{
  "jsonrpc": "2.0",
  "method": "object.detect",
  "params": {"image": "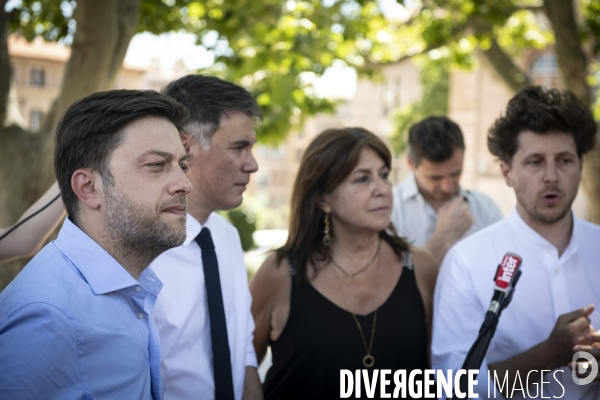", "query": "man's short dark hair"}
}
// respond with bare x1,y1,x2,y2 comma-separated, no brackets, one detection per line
407,116,465,165
54,89,190,223
162,74,262,147
488,86,597,164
